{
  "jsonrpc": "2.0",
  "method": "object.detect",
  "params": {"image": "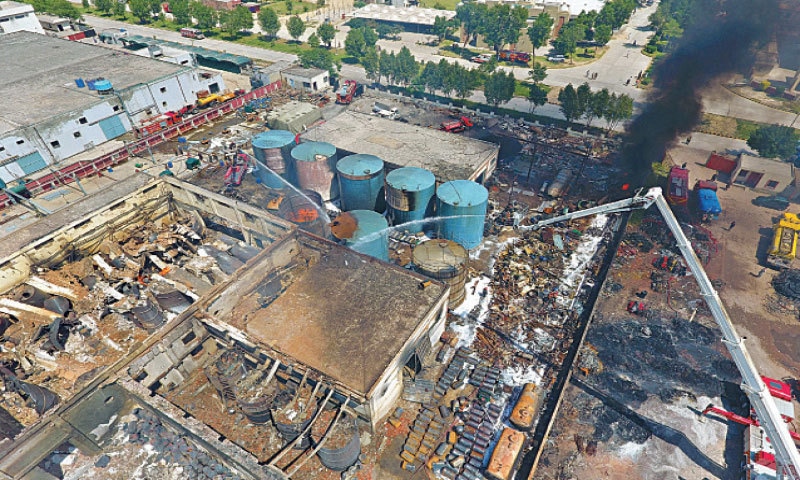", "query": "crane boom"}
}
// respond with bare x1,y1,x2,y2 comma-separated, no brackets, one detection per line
528,186,800,478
